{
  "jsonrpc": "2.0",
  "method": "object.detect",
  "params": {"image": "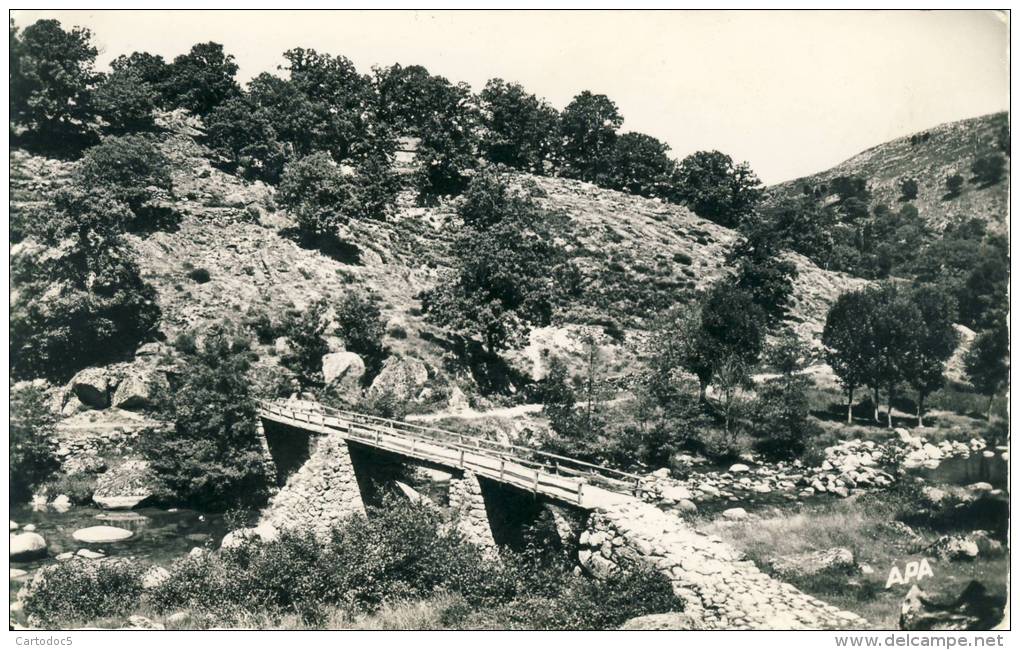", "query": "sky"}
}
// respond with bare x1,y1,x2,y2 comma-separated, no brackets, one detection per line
11,9,1010,184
